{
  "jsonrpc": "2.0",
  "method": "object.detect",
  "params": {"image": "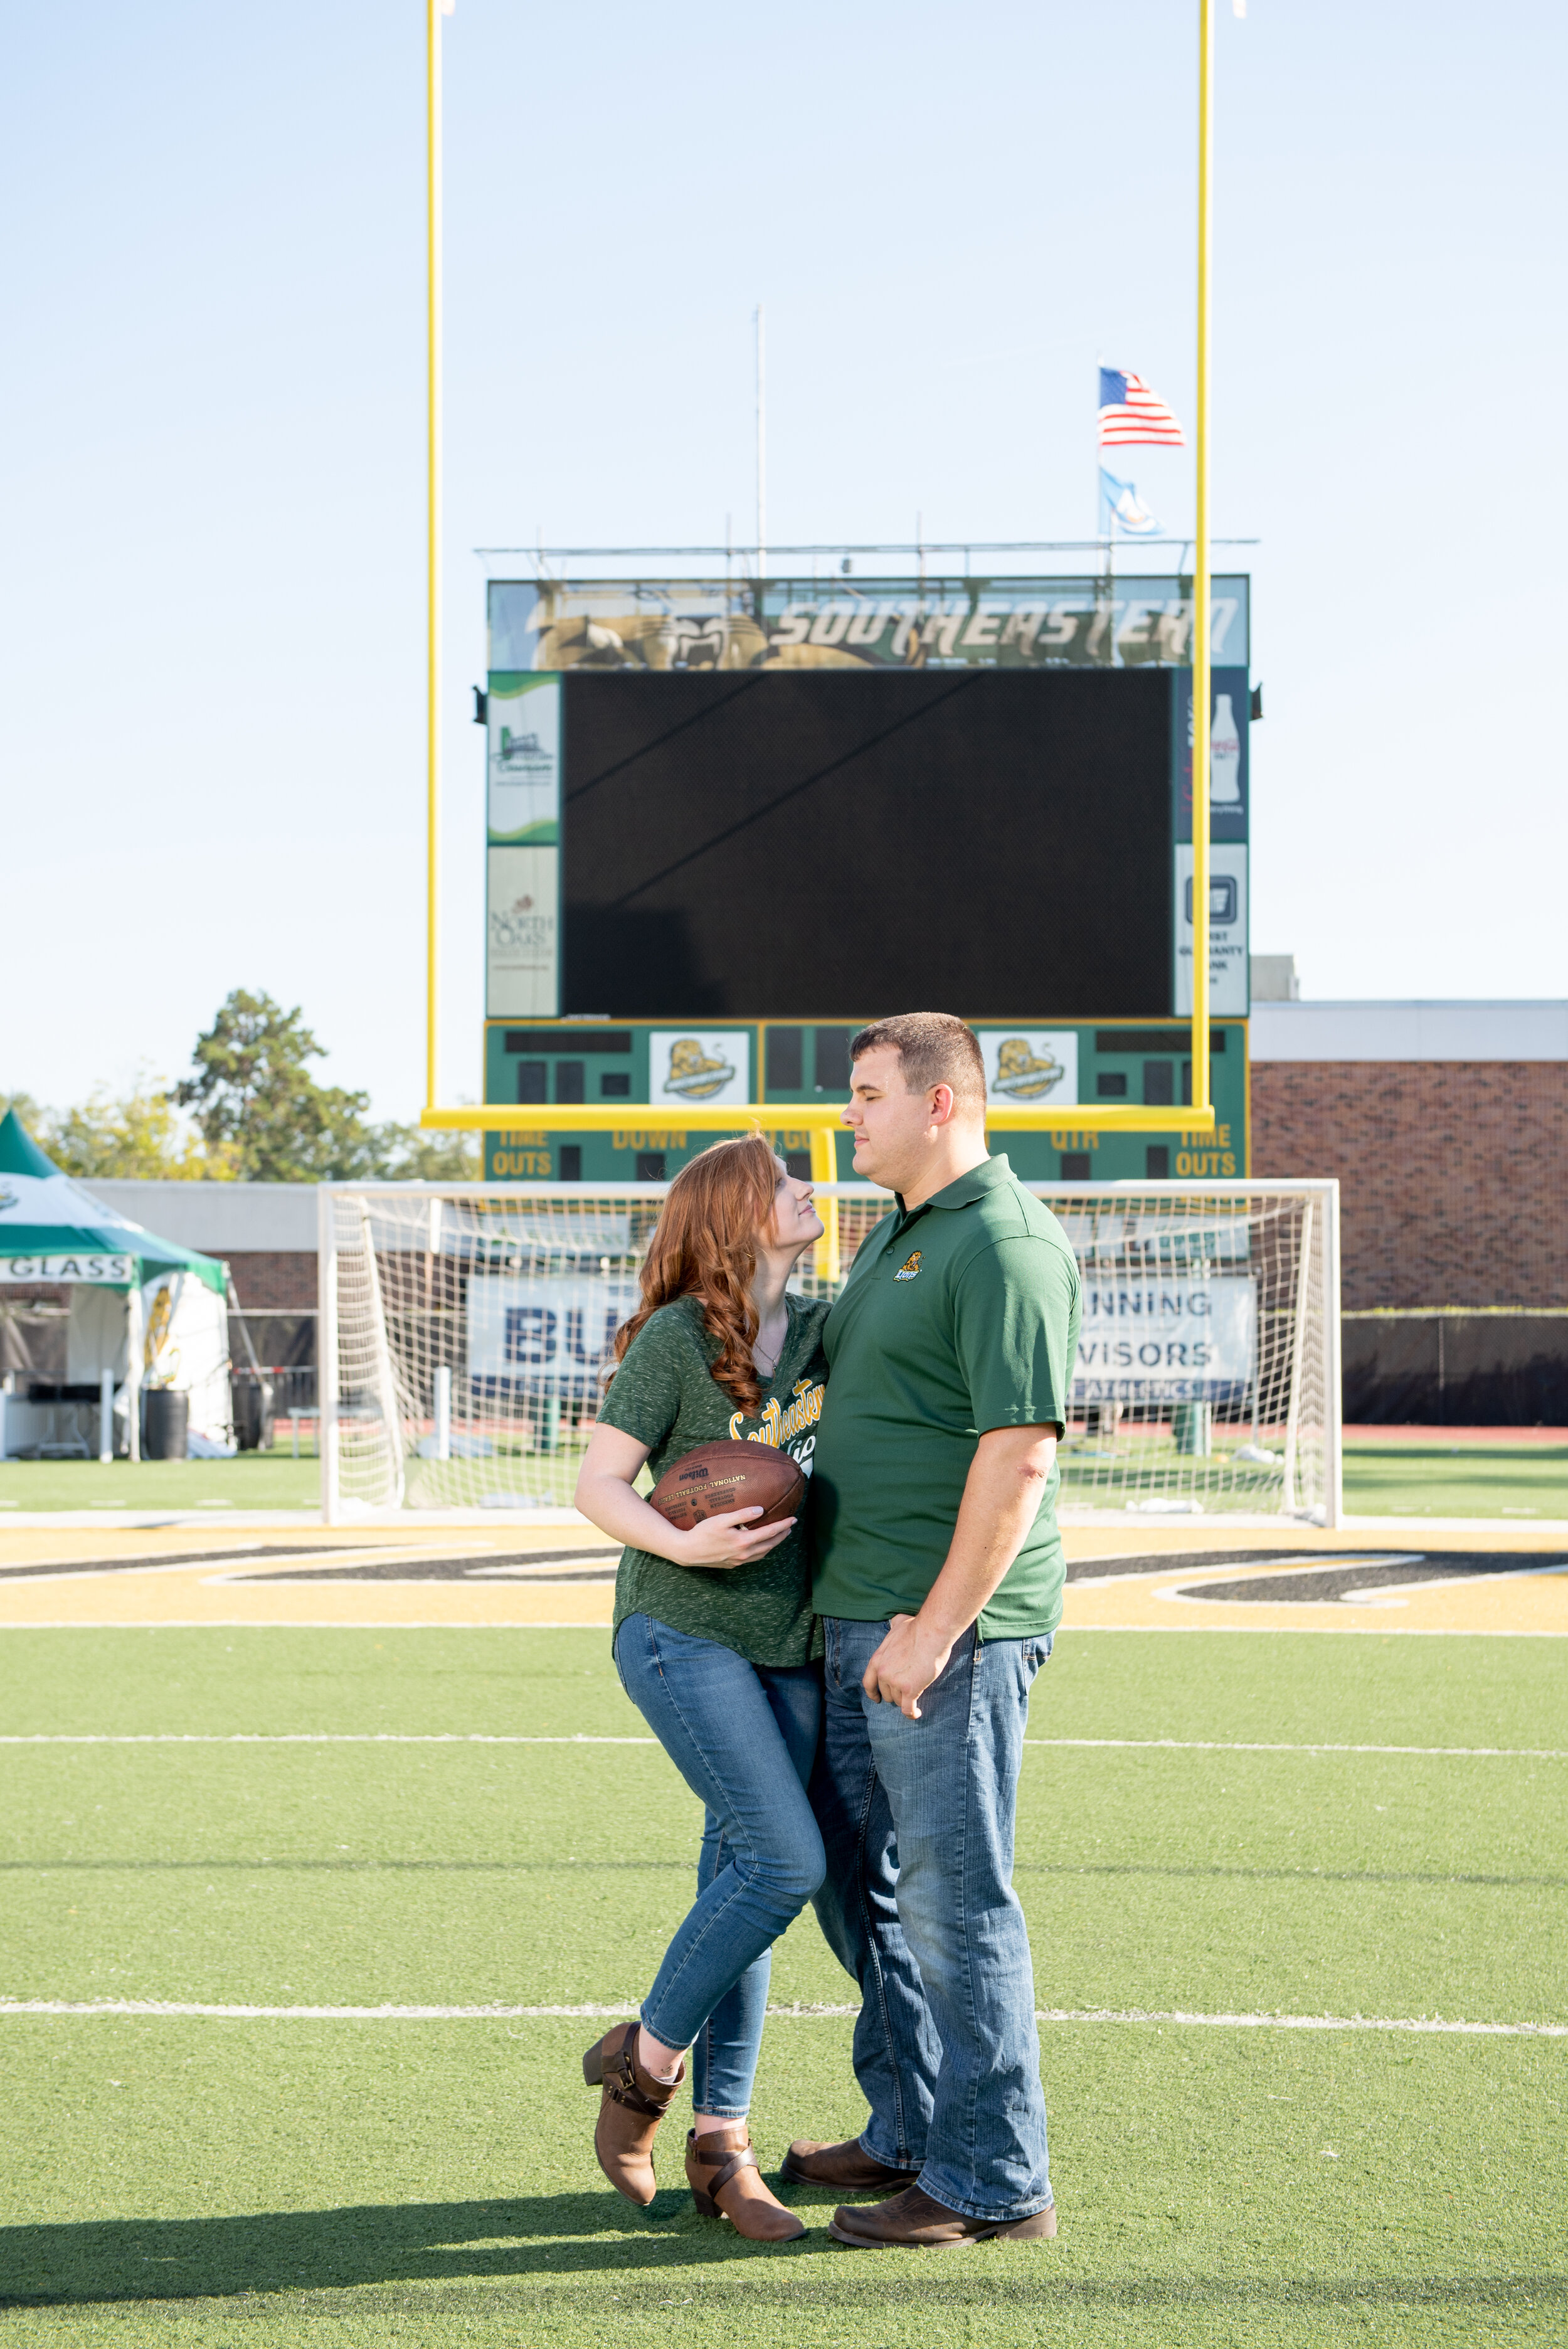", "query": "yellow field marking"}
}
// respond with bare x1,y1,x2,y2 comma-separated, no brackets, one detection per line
0,1525,617,1630
1059,1530,1568,1637
1,1522,1563,1633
